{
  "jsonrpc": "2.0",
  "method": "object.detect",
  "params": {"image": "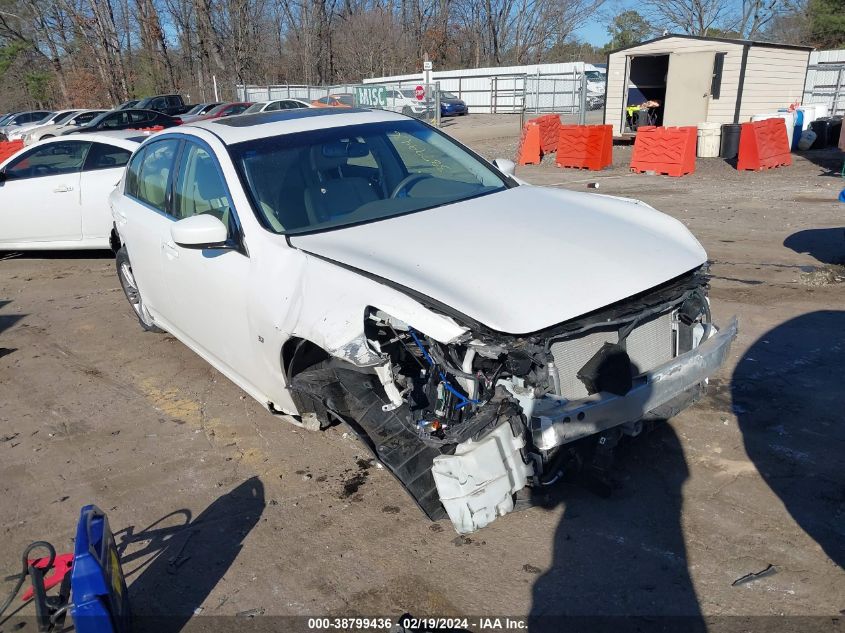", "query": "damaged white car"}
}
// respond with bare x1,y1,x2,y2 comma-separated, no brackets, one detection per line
109,108,737,533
